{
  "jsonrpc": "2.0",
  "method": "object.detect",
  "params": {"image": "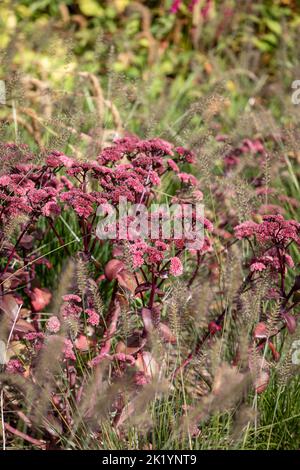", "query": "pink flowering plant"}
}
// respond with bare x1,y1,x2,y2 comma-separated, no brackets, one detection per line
0,137,213,388
0,131,299,447
232,215,300,388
